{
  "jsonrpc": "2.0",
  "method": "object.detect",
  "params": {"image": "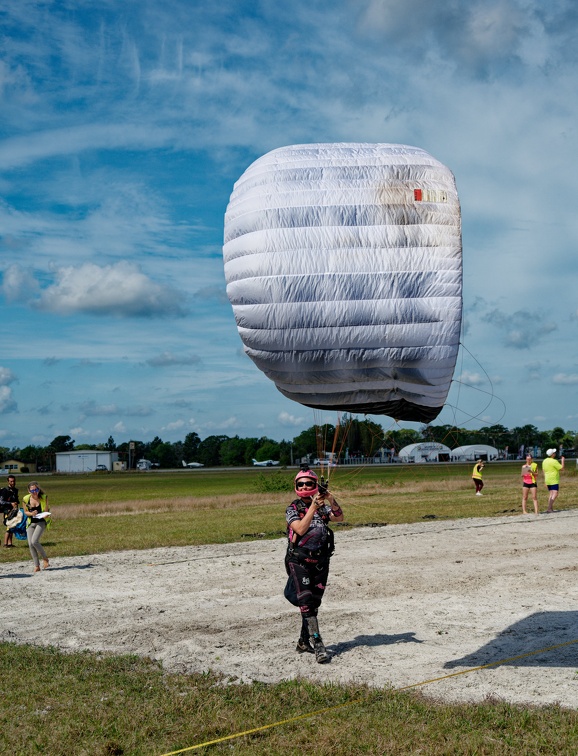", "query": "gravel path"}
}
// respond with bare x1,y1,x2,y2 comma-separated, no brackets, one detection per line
3,510,578,707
